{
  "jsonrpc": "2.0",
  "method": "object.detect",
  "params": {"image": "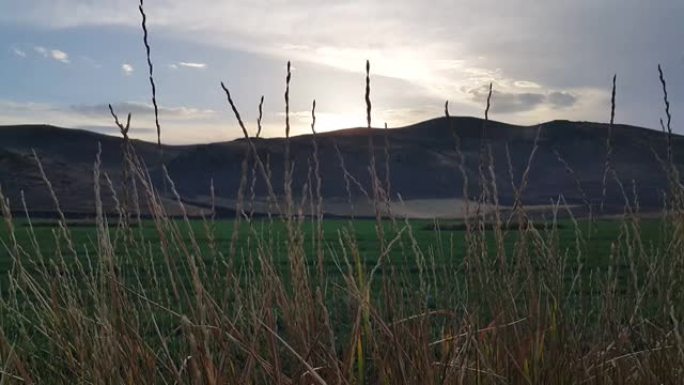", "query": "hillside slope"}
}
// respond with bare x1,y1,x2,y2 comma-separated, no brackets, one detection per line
0,118,681,217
